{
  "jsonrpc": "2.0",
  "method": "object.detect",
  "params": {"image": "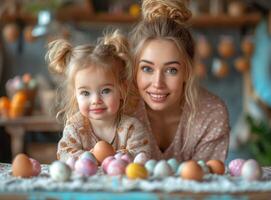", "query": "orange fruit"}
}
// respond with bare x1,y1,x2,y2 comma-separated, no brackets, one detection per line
0,96,11,117
12,91,28,105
